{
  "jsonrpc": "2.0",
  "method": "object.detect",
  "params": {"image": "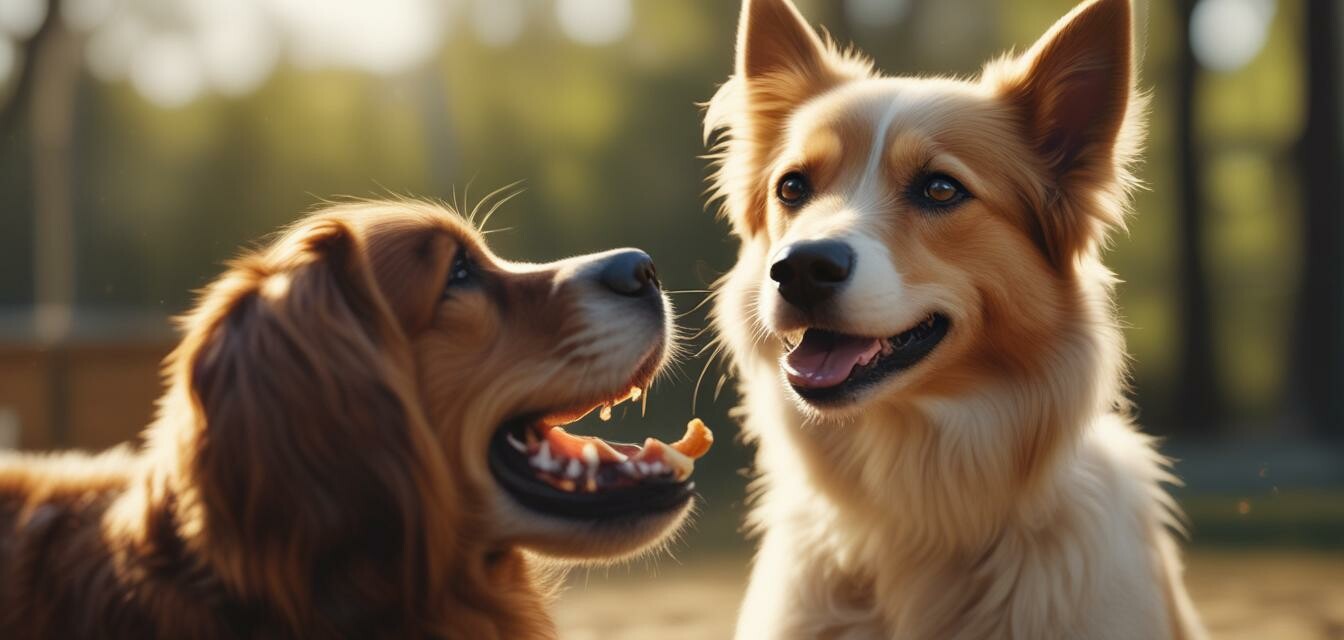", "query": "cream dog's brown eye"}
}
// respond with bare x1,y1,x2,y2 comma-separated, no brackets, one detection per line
776,172,811,207
915,174,970,209
926,178,957,202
